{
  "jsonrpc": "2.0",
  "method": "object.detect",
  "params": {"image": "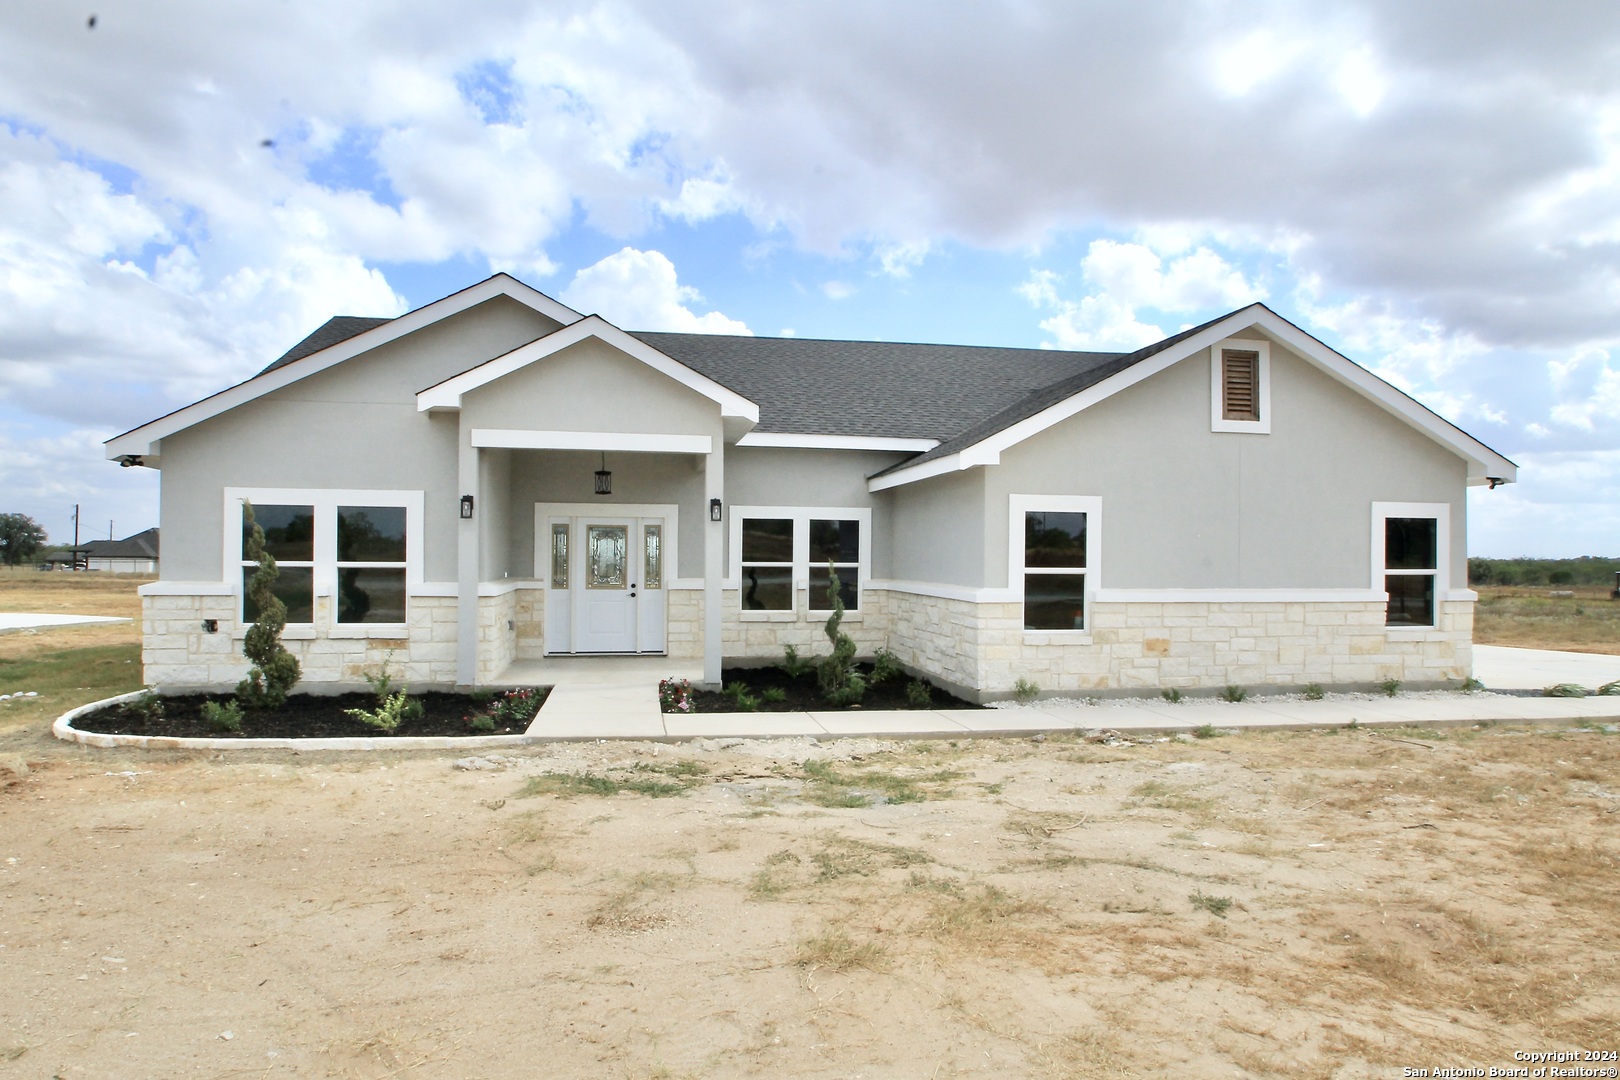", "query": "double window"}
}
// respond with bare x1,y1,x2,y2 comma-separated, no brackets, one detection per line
1010,495,1101,634
732,508,869,614
230,489,421,628
1372,503,1448,630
